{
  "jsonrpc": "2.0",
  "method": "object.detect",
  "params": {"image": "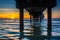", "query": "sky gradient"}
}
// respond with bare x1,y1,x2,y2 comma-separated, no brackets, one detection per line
0,0,60,19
